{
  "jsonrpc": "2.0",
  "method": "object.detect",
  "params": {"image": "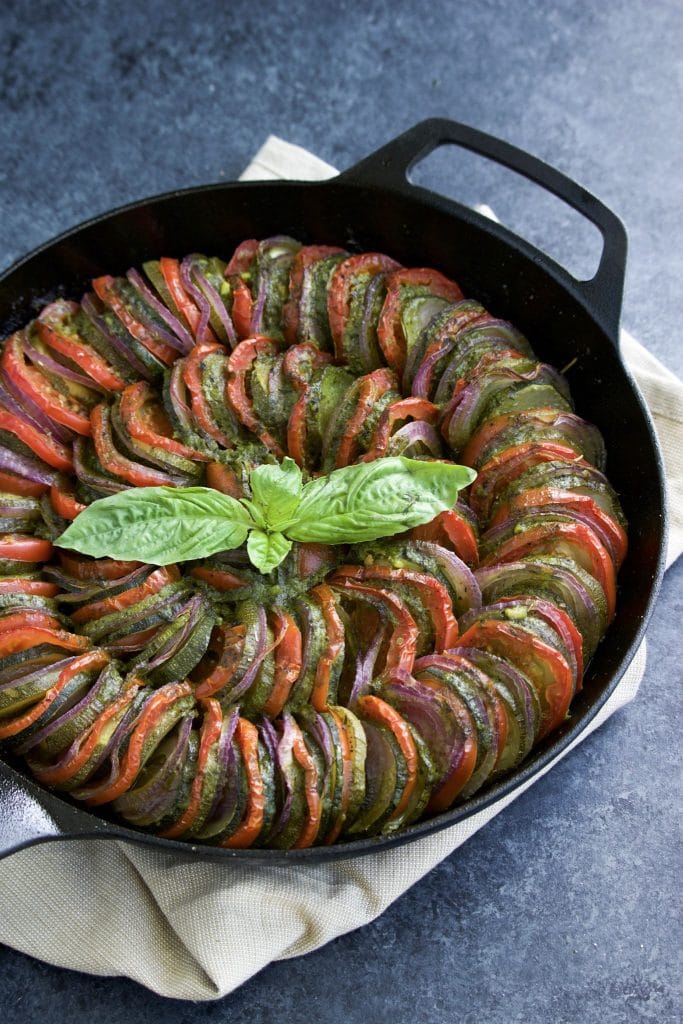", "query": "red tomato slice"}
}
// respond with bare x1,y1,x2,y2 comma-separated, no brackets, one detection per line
377,267,464,374
335,367,397,468
0,534,53,562
0,578,59,597
50,483,86,521
223,717,267,848
357,693,419,823
362,396,439,461
92,276,179,365
161,698,224,839
1,331,92,436
226,337,285,457
0,470,48,498
58,551,142,581
282,245,347,345
262,609,302,717
469,441,585,521
37,301,128,392
310,584,345,711
90,404,180,487
409,508,479,568
158,258,218,346
0,407,74,472
181,345,234,448
327,253,401,361
70,565,180,625
119,381,210,461
205,461,245,497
